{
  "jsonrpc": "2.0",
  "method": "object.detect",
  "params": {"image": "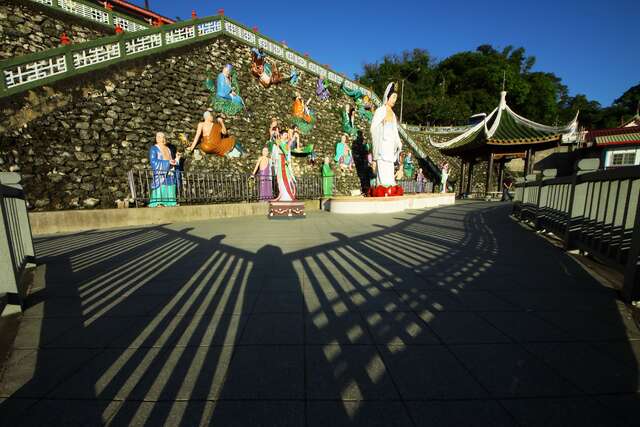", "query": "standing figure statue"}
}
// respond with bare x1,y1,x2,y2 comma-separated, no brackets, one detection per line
440,162,449,193
403,152,415,179
322,156,335,197
252,146,273,201
149,132,179,207
272,130,297,201
369,82,403,196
